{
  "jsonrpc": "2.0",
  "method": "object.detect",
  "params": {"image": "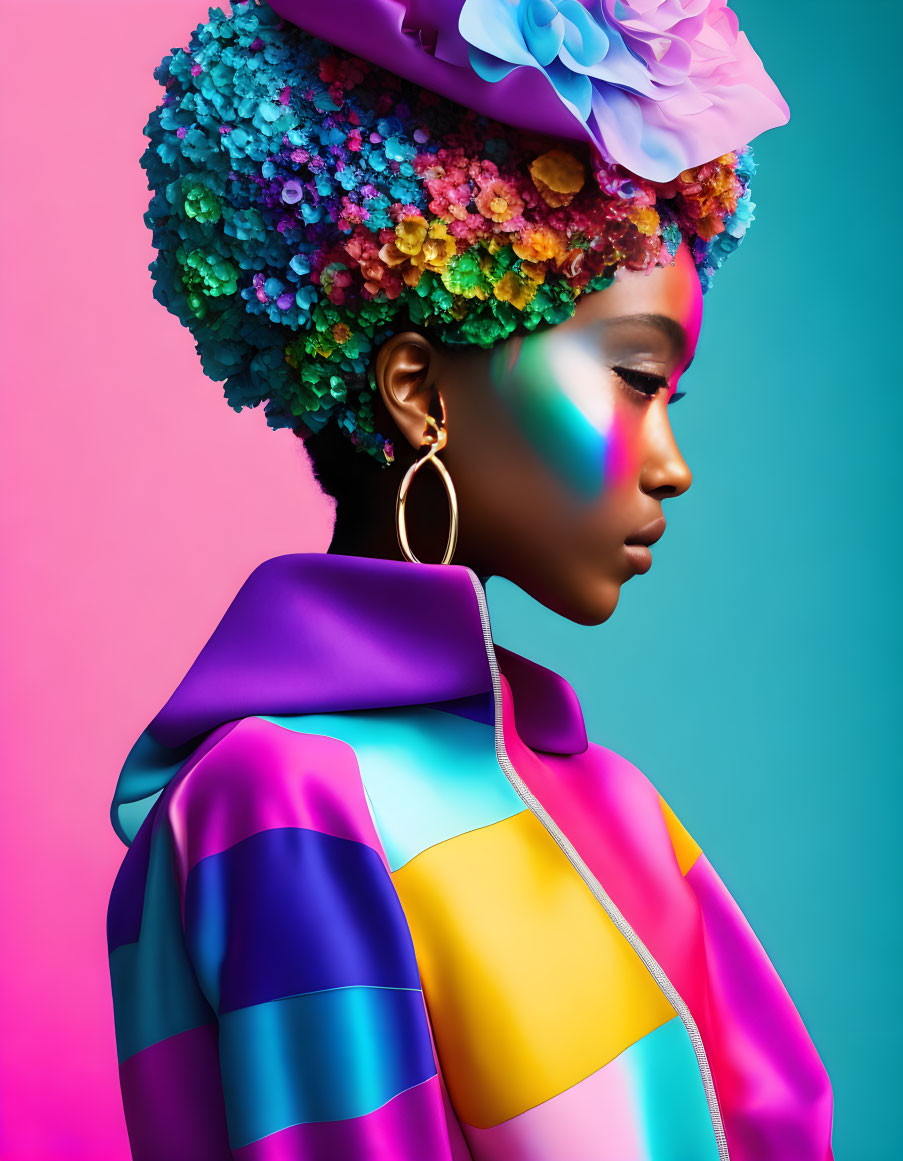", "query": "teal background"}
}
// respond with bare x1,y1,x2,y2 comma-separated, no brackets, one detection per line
488,4,903,1158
